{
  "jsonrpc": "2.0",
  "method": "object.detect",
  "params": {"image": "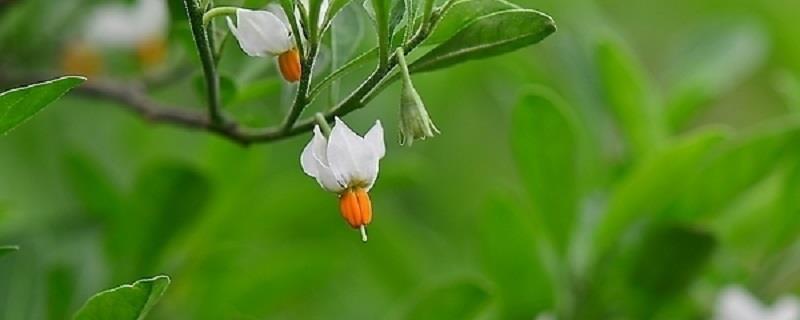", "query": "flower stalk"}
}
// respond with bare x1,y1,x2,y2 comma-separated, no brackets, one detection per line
184,0,225,125
202,6,236,26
